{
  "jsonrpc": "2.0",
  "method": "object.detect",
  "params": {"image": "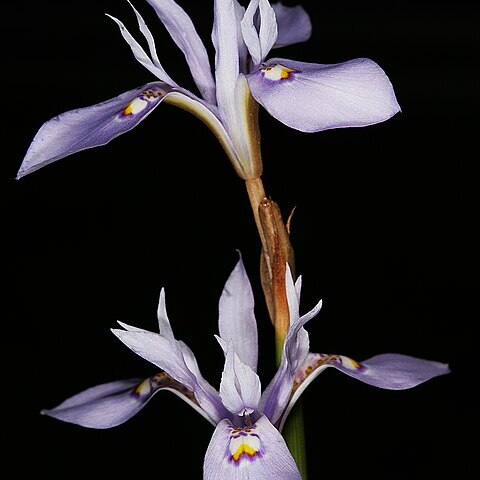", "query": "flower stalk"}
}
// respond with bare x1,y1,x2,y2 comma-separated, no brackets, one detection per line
245,175,307,477
17,2,450,479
